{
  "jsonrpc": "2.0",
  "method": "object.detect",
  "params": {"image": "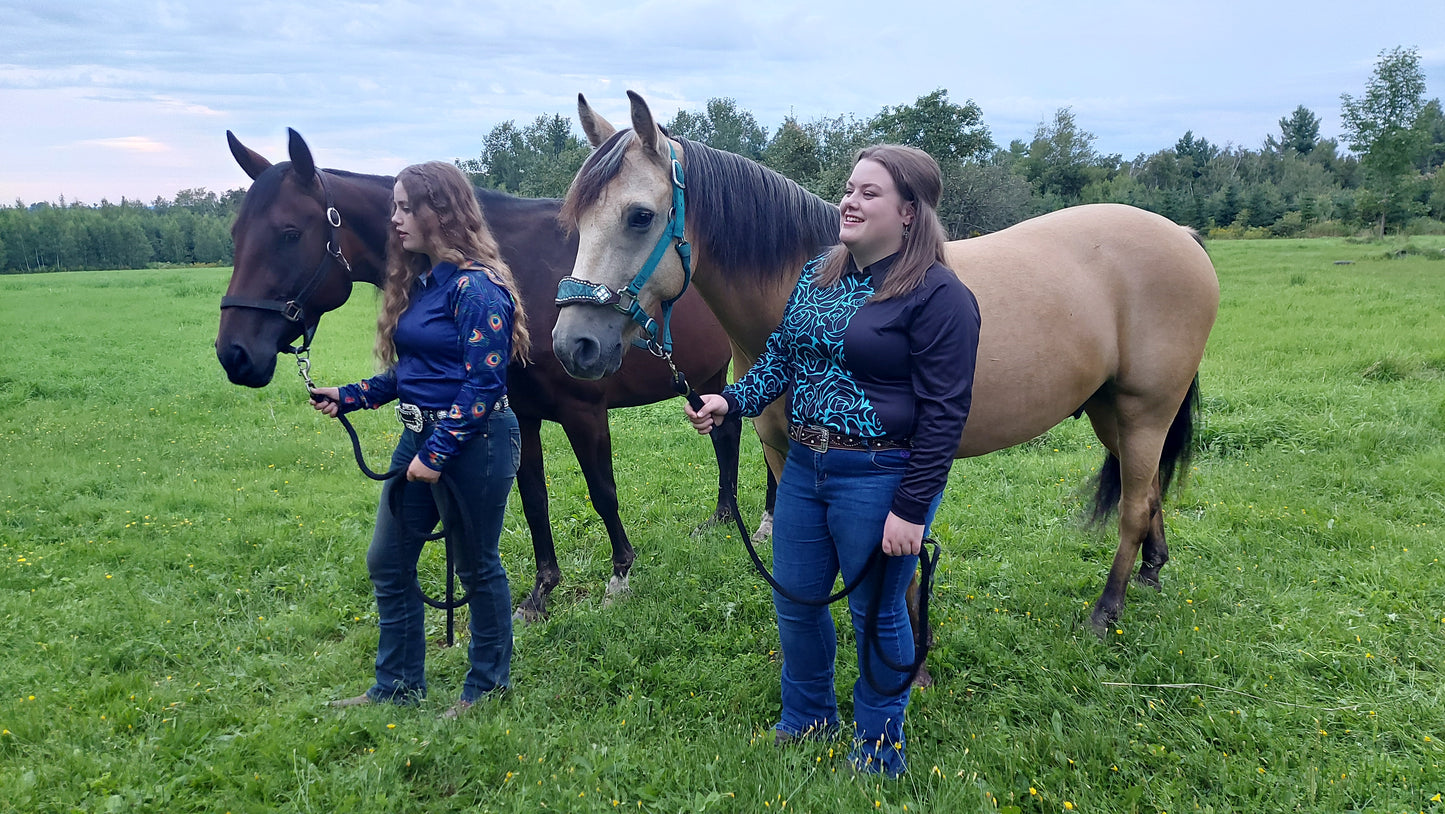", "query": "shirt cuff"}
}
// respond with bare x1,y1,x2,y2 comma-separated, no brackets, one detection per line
889,493,930,526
